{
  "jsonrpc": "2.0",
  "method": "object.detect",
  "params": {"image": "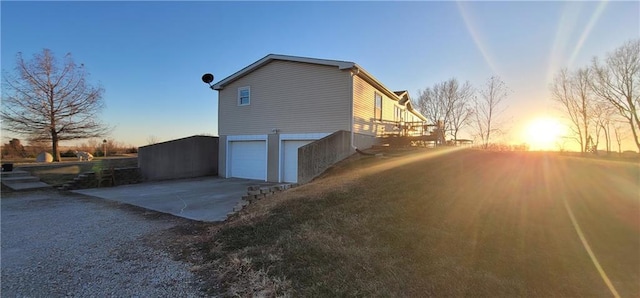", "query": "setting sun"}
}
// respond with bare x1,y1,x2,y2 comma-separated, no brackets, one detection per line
525,117,566,151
